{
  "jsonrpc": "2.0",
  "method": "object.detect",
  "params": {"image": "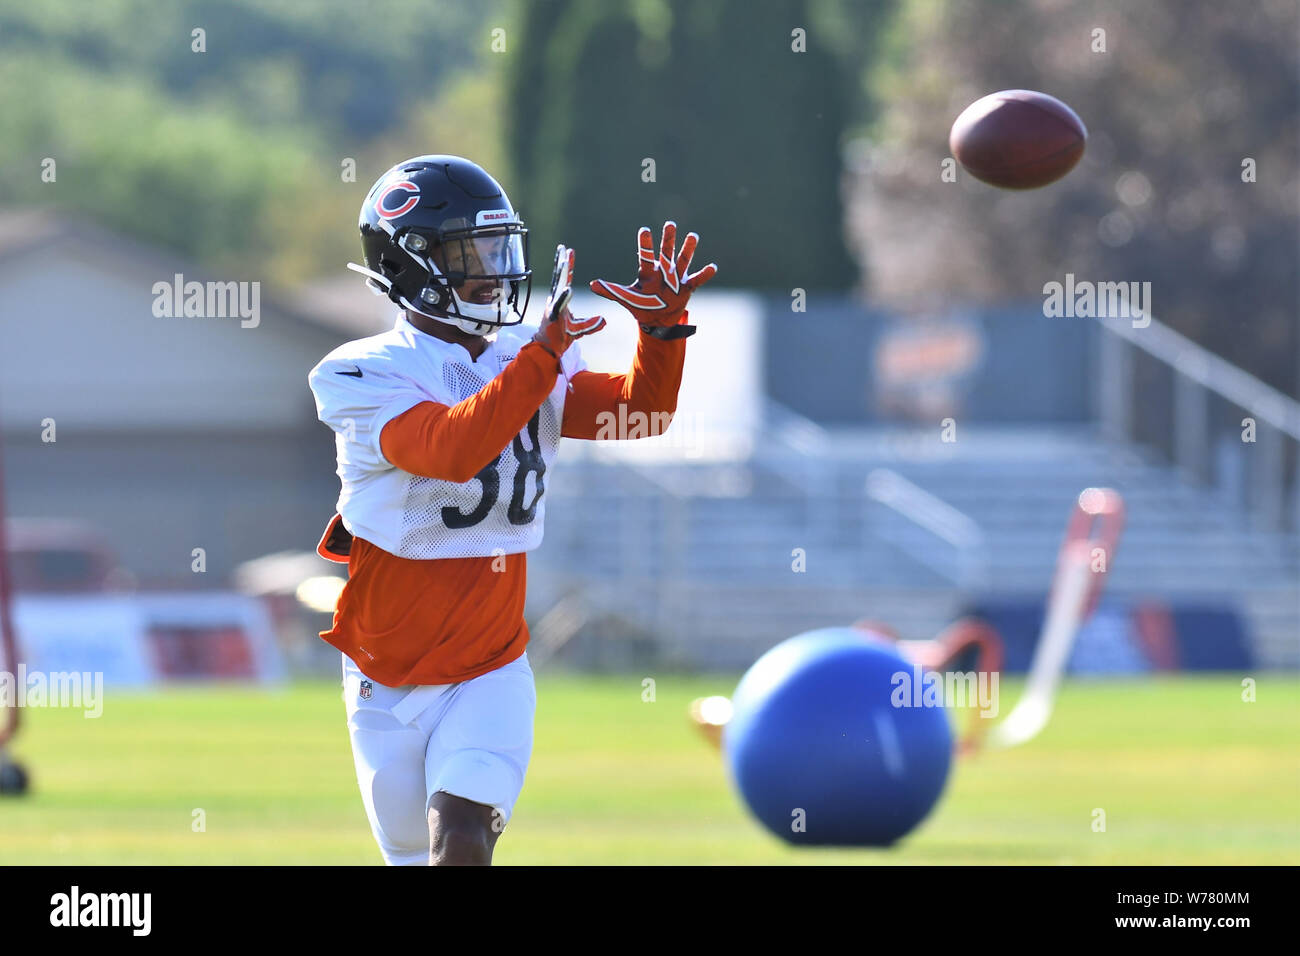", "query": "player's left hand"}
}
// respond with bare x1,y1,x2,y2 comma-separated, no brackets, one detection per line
590,221,718,339
533,244,605,359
